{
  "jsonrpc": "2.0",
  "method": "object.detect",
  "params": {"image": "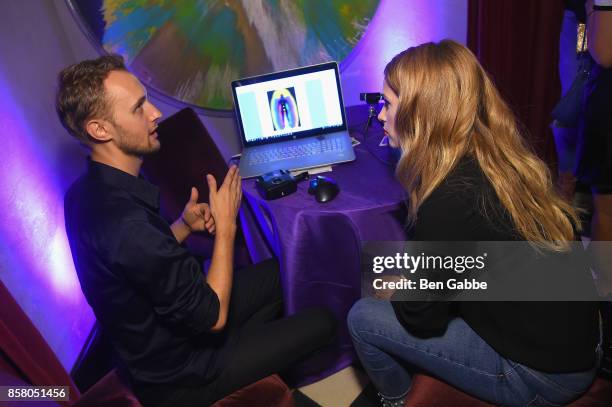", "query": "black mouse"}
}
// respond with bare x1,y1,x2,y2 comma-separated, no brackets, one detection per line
308,176,339,203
